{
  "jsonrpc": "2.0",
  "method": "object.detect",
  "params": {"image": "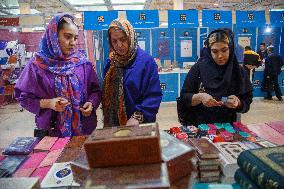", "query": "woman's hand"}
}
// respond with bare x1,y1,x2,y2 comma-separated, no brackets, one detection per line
224,95,241,109
199,93,223,107
40,97,69,112
126,117,139,126
80,102,93,117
